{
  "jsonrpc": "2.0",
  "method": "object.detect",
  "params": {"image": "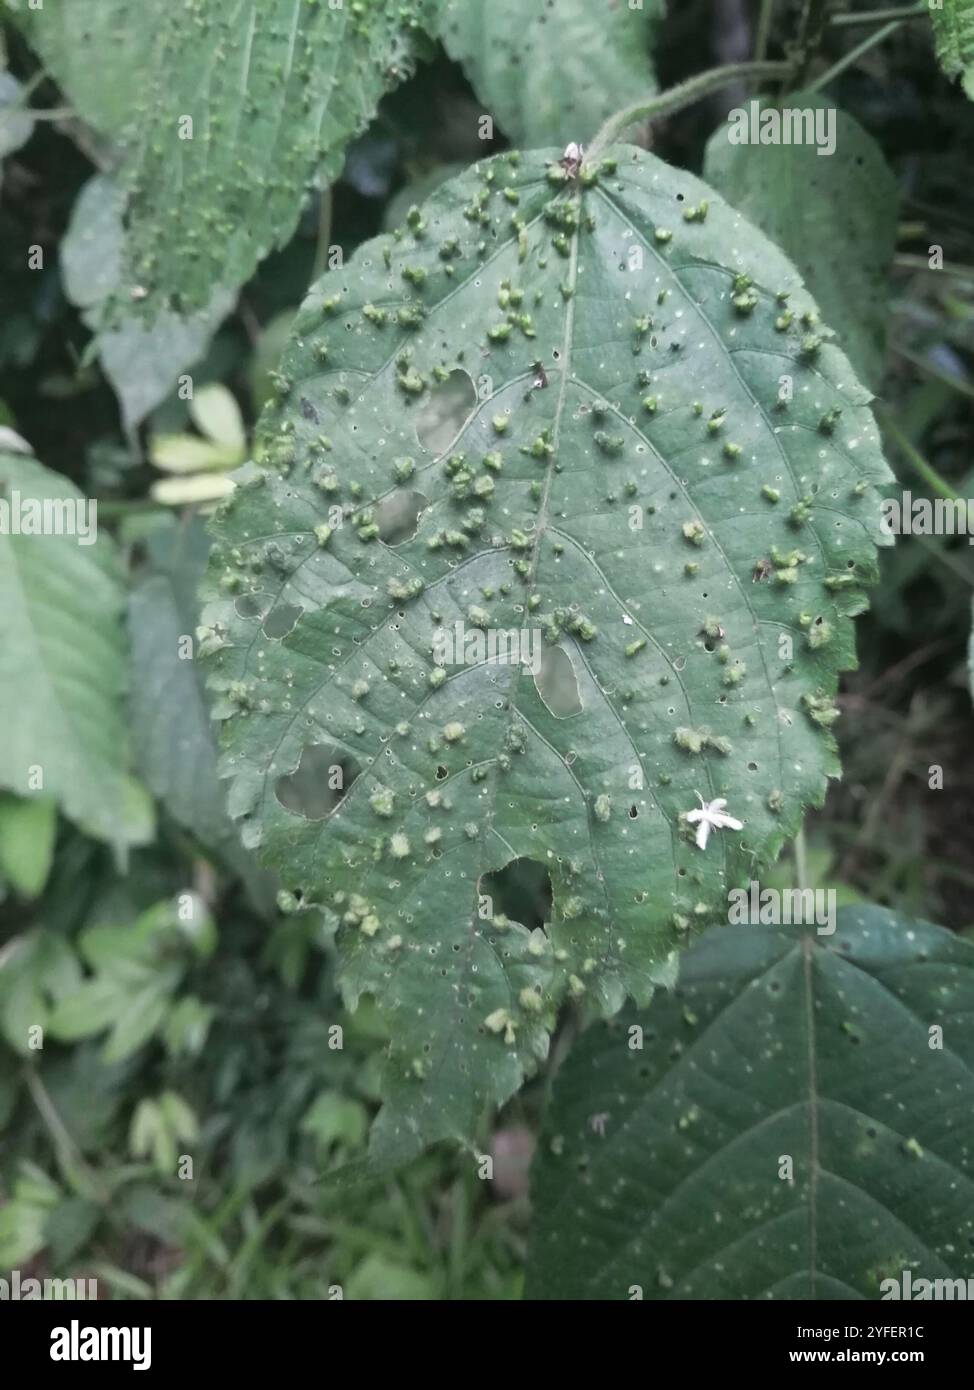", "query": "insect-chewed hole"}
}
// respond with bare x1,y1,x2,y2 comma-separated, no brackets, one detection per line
235,592,266,620
480,857,552,932
375,488,429,544
275,743,362,821
534,643,582,718
415,368,477,454
262,603,303,639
